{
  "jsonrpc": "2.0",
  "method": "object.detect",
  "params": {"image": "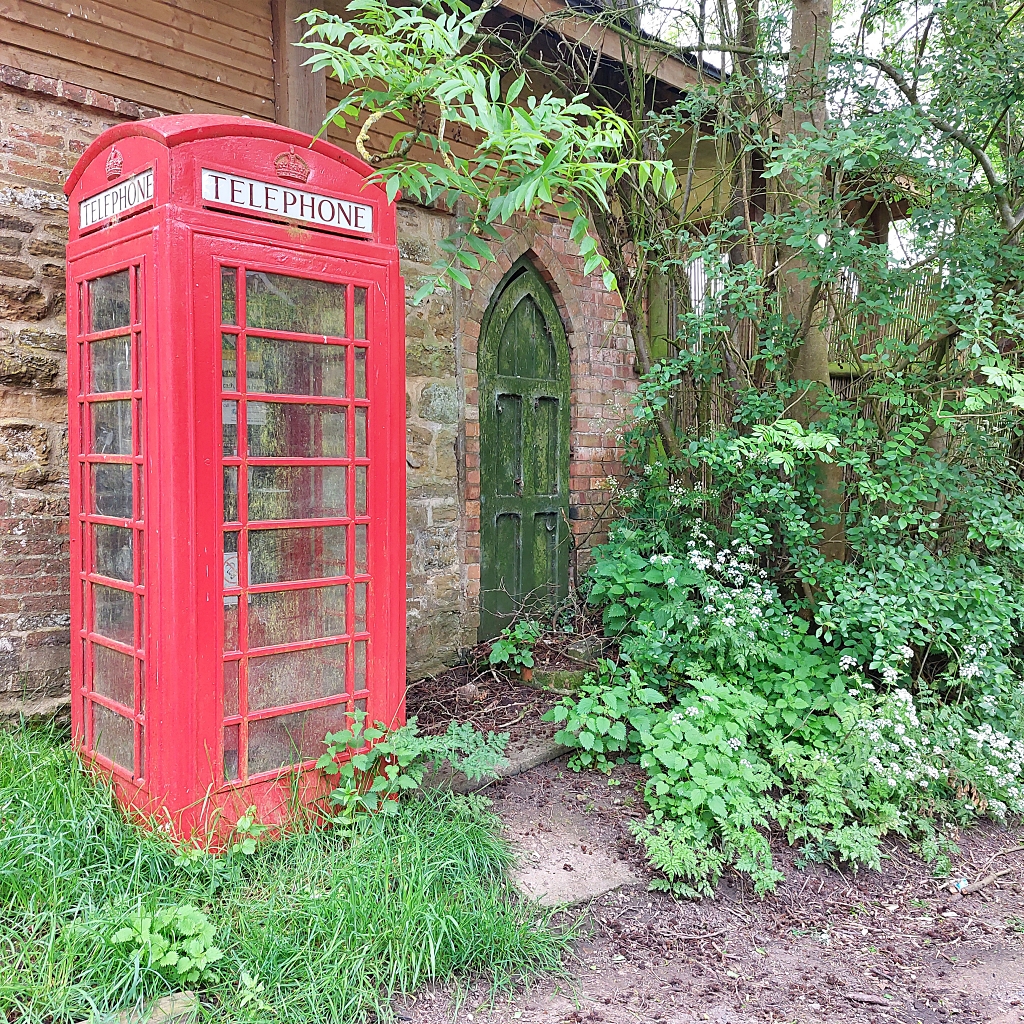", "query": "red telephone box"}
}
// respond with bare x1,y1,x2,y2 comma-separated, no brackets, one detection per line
64,116,405,837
